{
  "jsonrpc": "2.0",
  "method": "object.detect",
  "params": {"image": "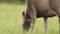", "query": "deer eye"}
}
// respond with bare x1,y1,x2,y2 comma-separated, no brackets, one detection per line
26,13,31,19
